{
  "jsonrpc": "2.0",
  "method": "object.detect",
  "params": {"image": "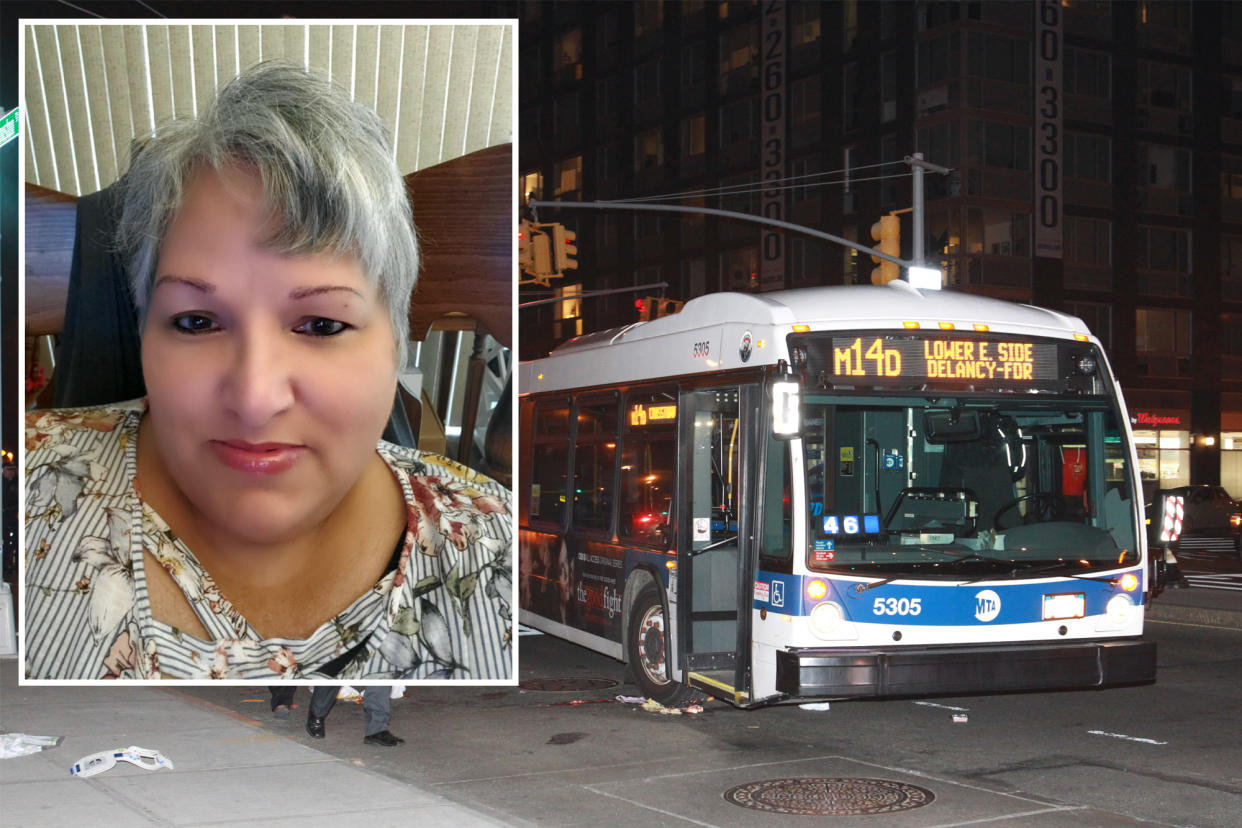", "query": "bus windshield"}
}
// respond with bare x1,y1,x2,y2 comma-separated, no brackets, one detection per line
801,396,1138,579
